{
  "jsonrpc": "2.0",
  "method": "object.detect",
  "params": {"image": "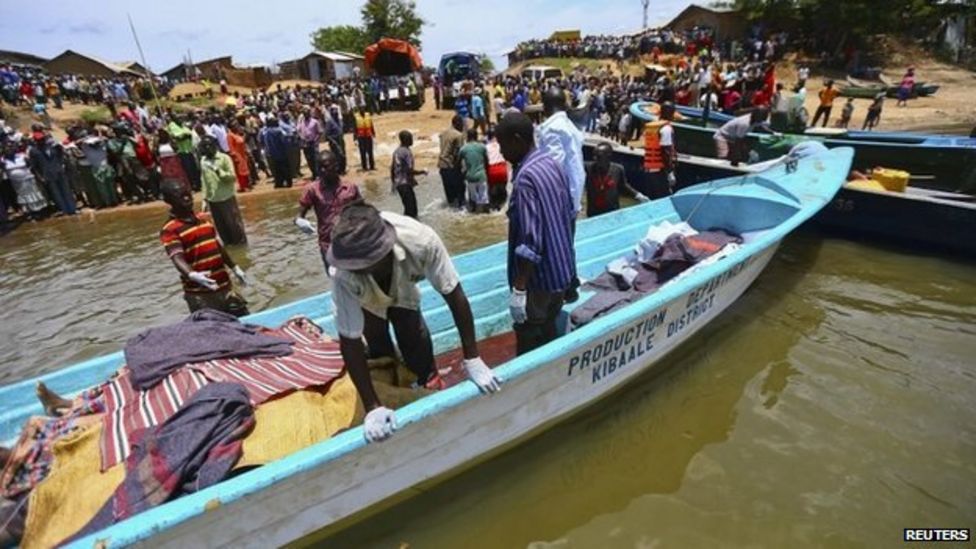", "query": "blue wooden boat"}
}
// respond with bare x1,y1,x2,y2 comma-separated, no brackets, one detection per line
645,103,976,193
673,104,968,144
1,147,852,548
584,136,976,256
